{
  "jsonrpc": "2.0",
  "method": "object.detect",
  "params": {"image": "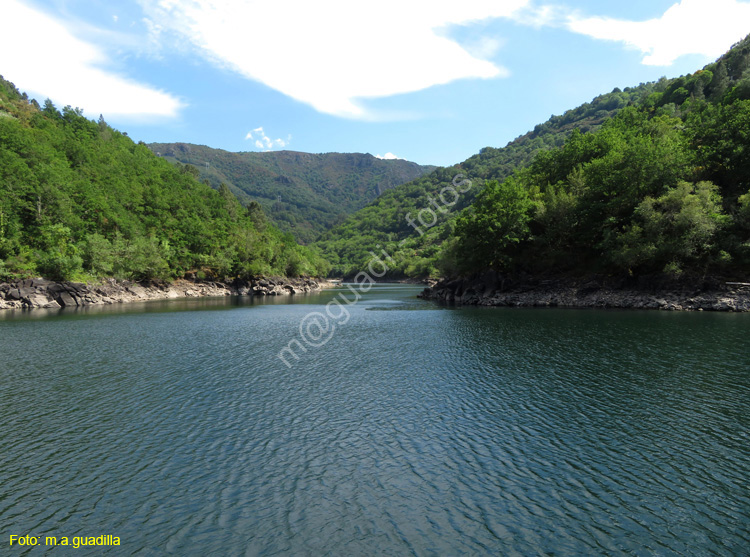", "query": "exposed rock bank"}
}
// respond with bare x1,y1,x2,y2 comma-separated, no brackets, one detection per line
418,273,750,312
0,277,325,311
